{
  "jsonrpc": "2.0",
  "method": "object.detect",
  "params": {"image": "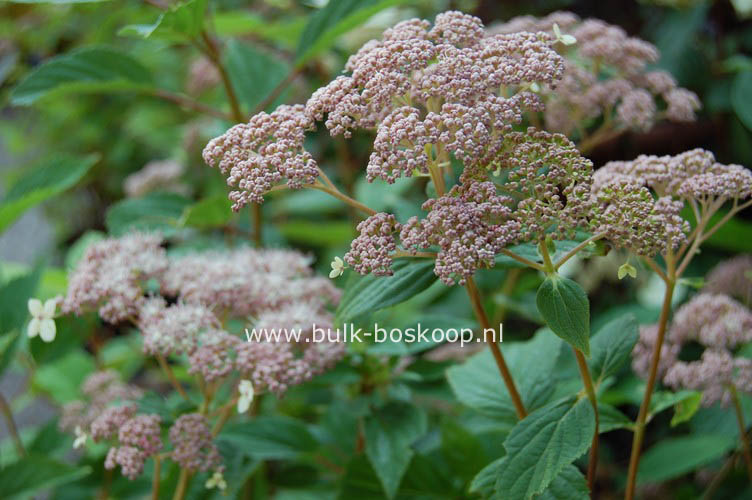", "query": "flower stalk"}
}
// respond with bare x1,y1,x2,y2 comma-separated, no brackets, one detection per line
625,275,675,500
730,384,752,482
